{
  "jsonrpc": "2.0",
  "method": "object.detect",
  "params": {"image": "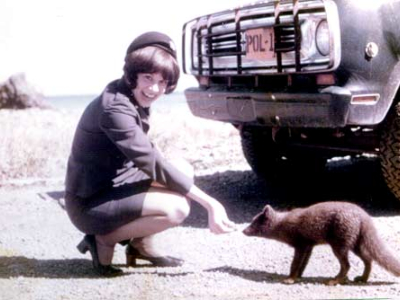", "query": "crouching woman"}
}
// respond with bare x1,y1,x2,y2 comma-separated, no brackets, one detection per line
64,31,236,276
